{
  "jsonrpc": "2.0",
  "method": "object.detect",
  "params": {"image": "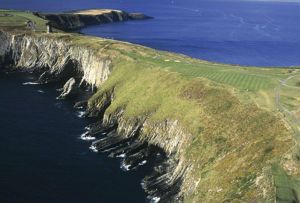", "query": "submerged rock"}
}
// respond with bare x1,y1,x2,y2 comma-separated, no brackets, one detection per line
74,100,88,109
128,13,153,20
